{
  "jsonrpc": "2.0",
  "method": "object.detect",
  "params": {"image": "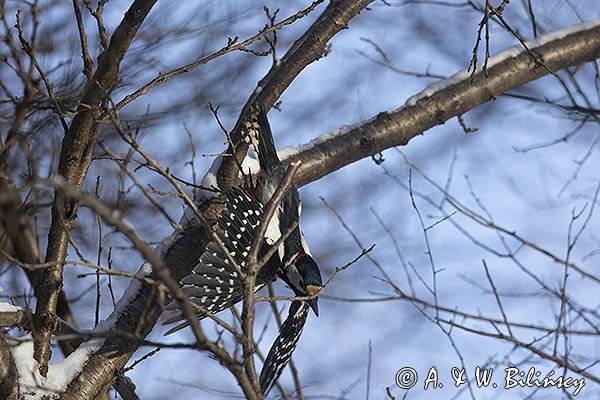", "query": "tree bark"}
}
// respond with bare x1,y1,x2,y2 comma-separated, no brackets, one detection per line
0,330,19,400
